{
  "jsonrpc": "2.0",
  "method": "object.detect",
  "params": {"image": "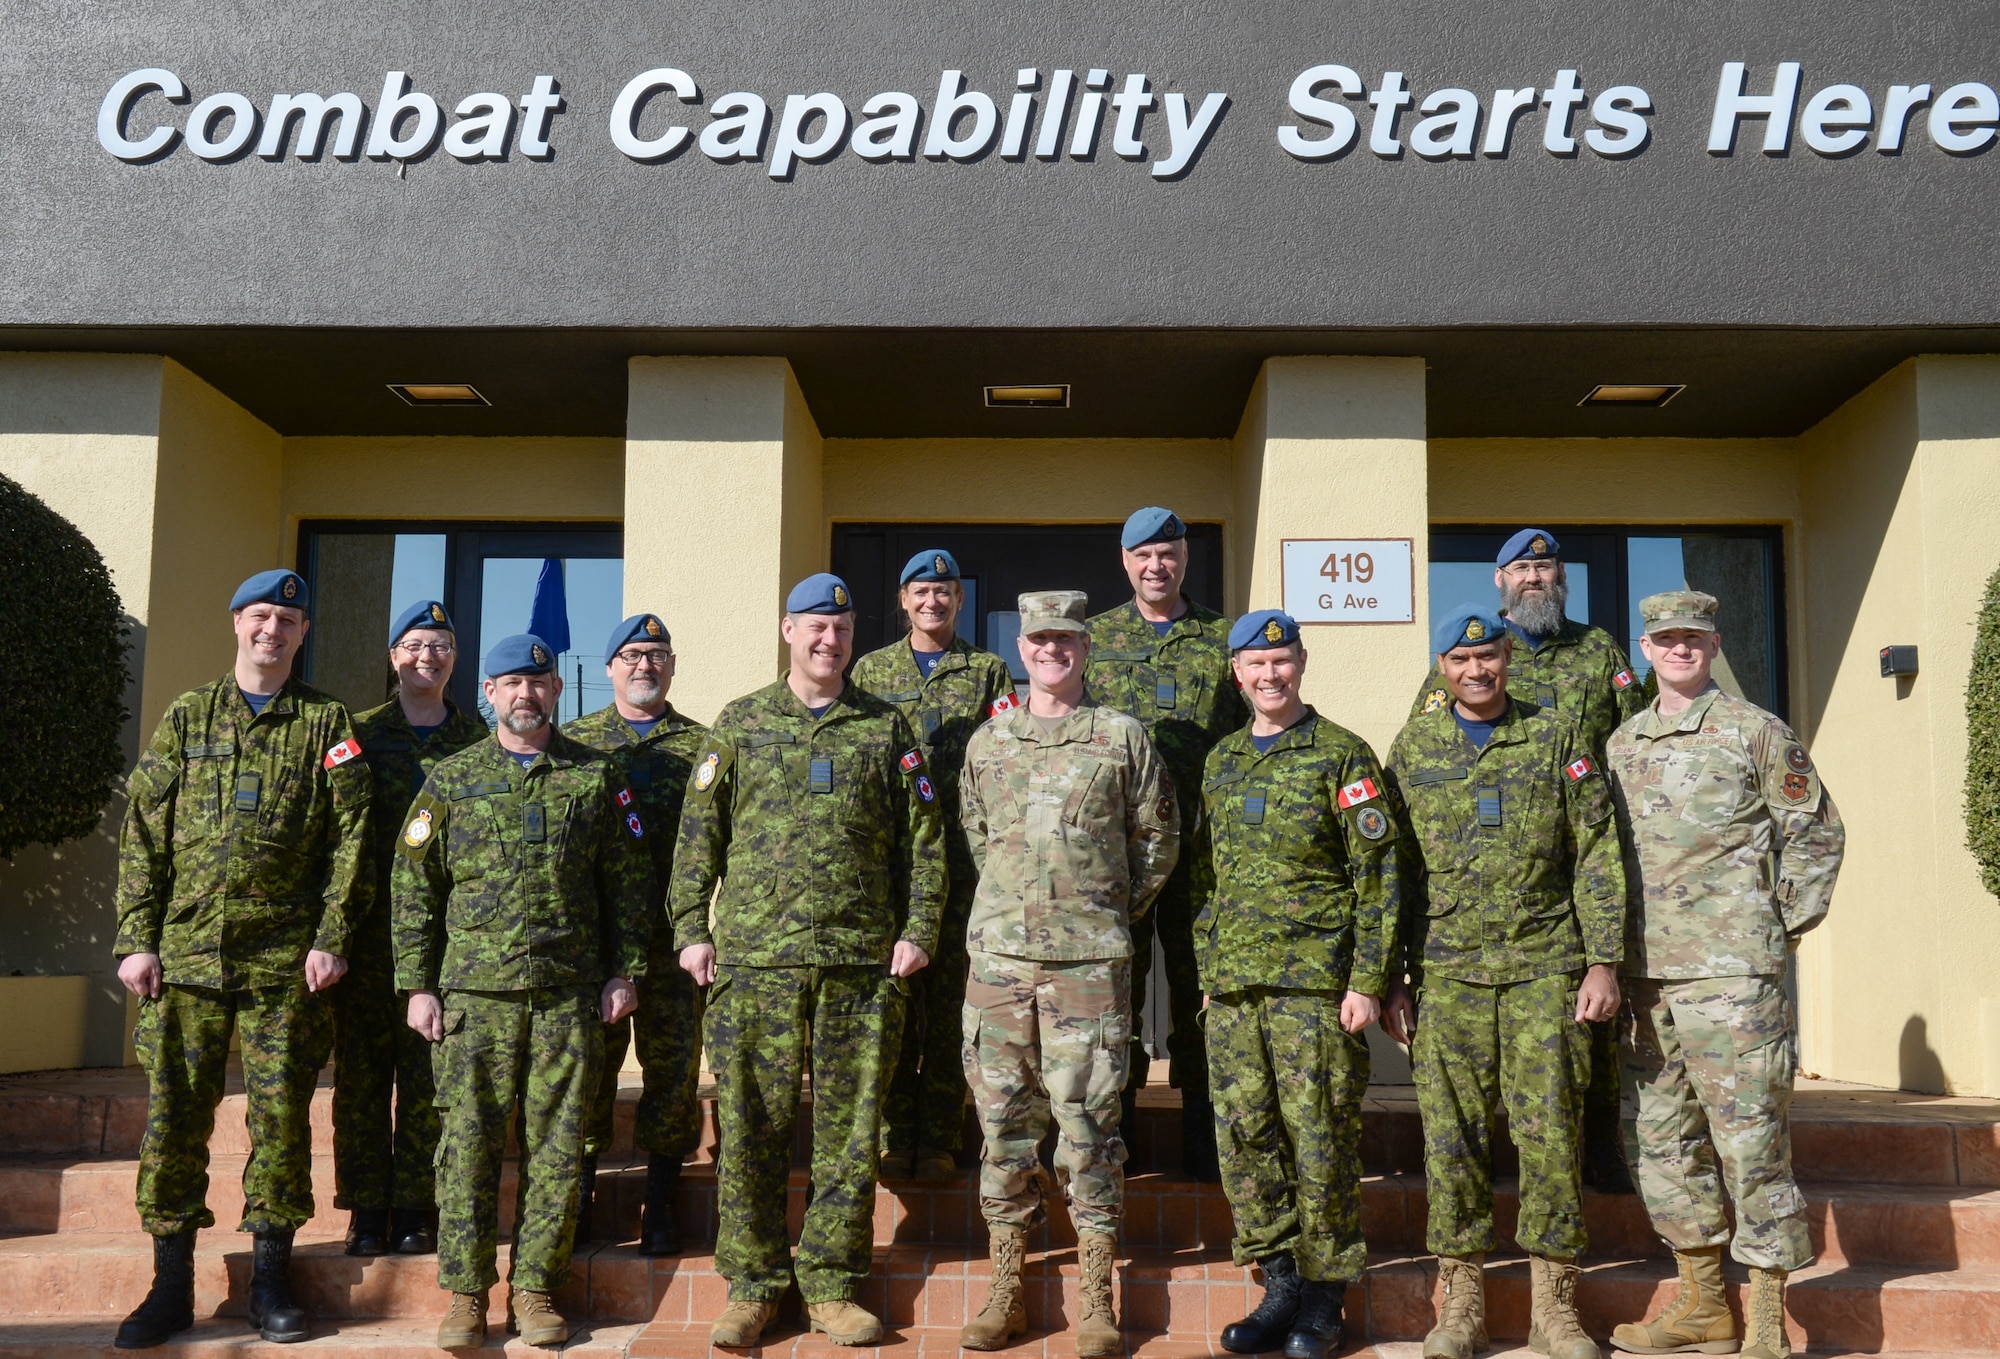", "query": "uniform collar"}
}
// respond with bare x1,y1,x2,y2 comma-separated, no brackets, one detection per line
1117,597,1220,637
1238,707,1319,761
380,695,472,737
773,674,868,723
231,673,301,720
1502,613,1585,653
899,633,973,682
617,700,693,743
478,727,587,773
1002,698,1104,746
1634,685,1723,739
